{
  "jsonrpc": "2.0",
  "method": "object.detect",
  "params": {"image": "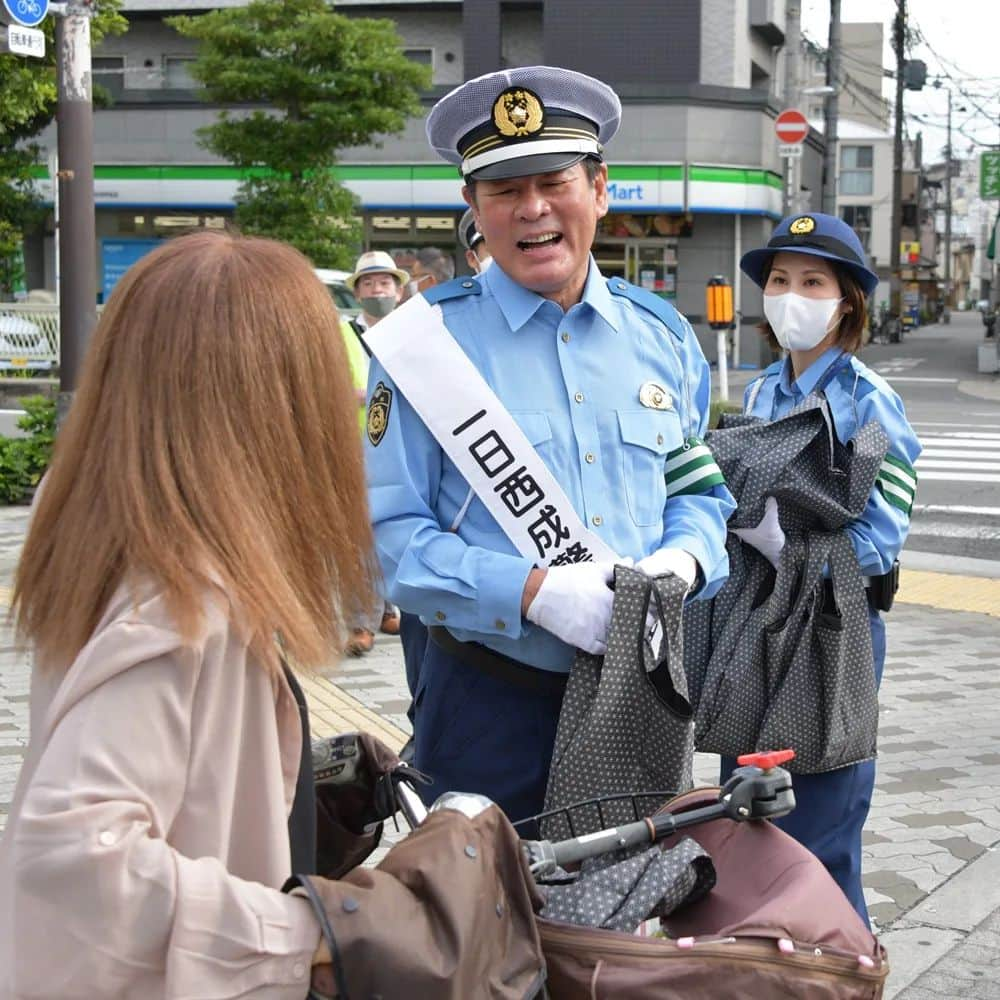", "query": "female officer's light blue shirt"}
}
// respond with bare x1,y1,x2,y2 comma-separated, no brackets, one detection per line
744,346,922,575
365,257,735,672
